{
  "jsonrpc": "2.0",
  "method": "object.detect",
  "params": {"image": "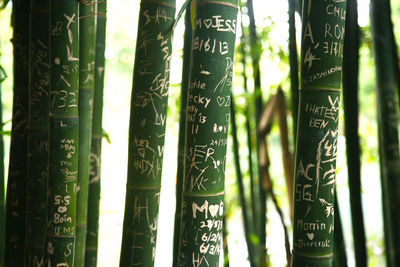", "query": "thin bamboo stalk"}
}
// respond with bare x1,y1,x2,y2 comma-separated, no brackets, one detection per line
288,0,299,147
5,1,30,265
332,191,348,267
85,0,107,266
75,1,97,266
25,0,50,265
176,0,238,265
44,0,80,265
370,0,400,266
223,214,230,267
342,0,367,266
246,0,266,264
0,41,5,267
172,2,192,266
291,0,347,265
230,94,256,267
119,0,175,265
238,21,257,240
